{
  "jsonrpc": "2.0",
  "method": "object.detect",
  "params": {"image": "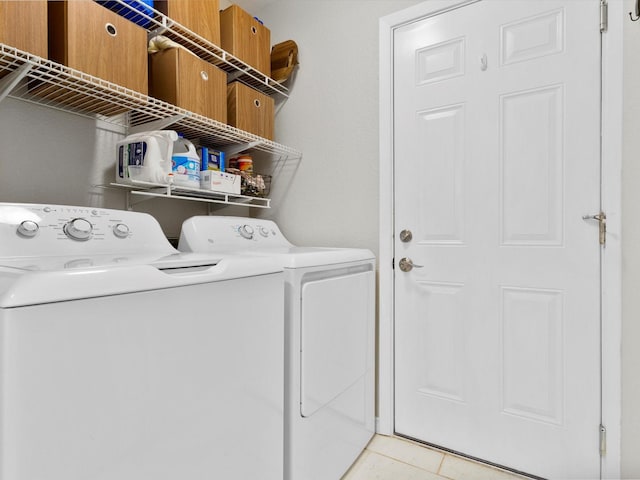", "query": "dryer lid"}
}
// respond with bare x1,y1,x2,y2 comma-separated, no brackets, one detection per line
178,216,375,268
